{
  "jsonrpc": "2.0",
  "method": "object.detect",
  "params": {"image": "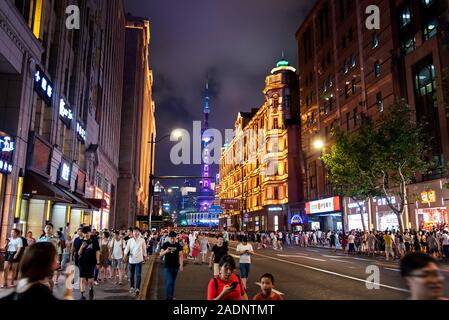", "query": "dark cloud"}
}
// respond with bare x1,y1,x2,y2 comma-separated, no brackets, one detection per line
124,0,313,187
